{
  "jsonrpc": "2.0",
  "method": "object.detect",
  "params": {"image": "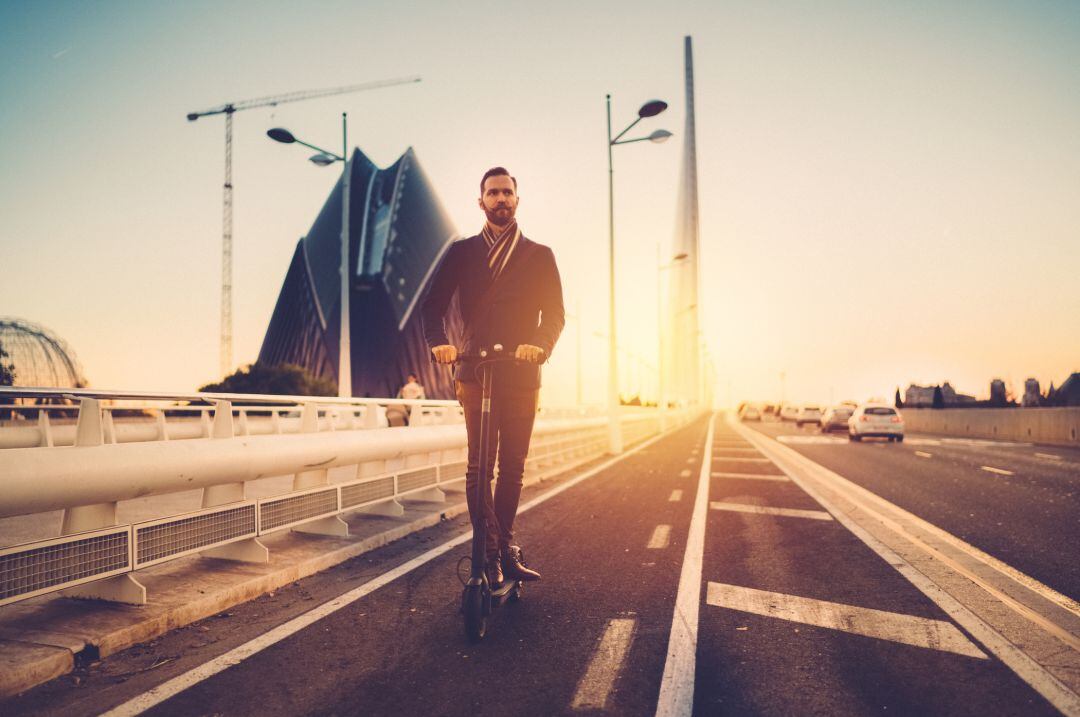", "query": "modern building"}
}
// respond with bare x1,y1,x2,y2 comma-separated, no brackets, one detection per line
0,317,87,388
259,147,463,399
